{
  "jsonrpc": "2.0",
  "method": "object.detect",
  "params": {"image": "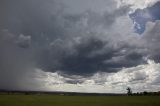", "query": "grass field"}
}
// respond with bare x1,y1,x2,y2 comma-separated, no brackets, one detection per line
0,95,160,106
